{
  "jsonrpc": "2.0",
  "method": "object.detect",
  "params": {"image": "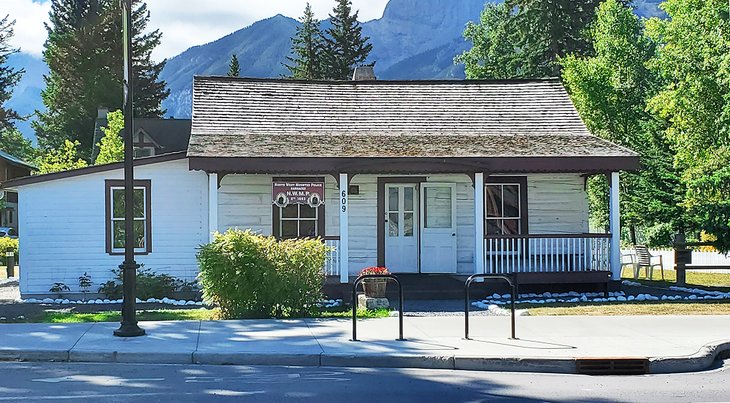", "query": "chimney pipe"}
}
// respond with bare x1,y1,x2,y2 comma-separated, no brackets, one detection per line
352,65,376,81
